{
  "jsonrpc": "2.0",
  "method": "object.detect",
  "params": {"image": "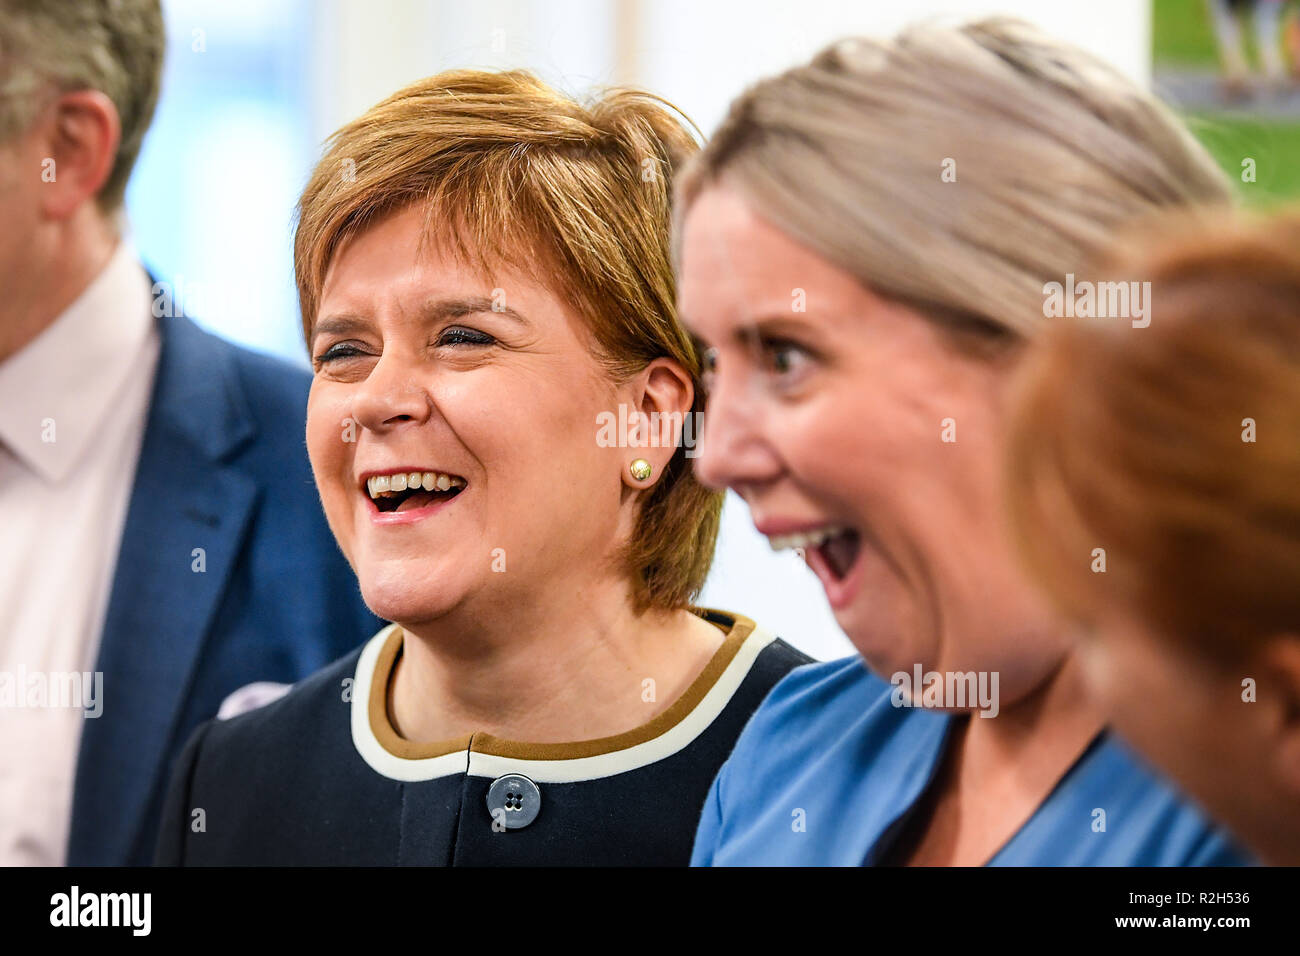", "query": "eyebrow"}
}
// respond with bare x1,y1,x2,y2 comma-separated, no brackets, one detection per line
688,314,820,350
311,315,370,343
312,295,529,345
423,295,528,325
